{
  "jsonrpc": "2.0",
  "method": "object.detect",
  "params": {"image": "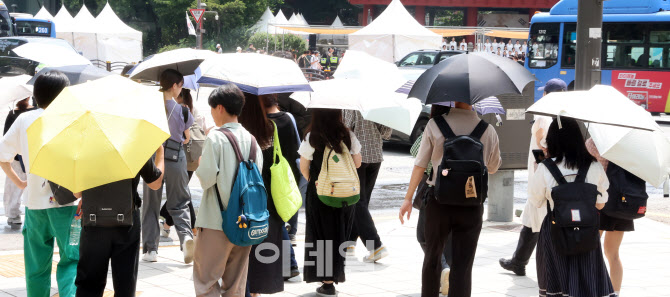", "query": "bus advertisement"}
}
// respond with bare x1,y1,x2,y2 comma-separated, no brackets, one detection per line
527,0,670,114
